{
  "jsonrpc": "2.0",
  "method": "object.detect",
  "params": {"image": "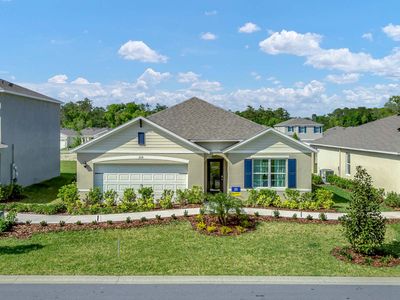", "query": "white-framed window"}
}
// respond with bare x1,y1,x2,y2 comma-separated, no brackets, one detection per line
345,152,351,175
287,126,294,132
253,159,287,188
313,126,322,133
